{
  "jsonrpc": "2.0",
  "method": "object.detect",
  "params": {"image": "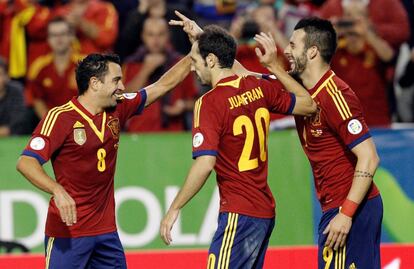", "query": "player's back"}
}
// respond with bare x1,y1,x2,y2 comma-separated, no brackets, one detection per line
192,75,295,218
